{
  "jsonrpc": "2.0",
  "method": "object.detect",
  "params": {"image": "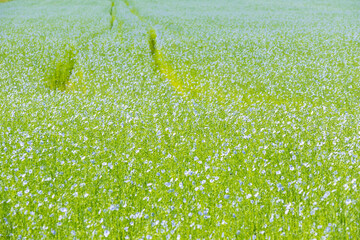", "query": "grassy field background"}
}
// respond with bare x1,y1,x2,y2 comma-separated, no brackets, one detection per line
1,0,360,238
